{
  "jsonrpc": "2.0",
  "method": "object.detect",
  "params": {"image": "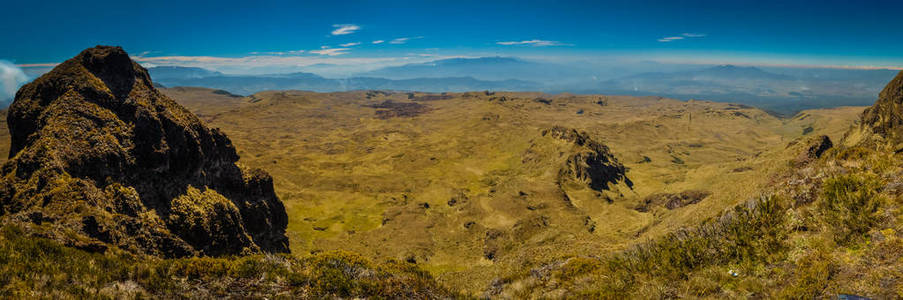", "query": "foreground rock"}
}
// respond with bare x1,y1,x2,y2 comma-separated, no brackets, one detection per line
0,46,288,257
